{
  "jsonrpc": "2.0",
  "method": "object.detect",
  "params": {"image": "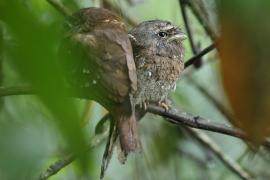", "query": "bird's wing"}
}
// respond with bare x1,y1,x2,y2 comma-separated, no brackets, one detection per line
61,8,137,106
